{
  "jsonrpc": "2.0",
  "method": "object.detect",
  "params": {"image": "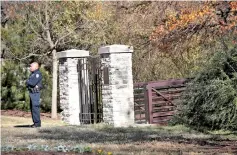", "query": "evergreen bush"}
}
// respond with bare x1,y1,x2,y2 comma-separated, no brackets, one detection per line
1,61,52,112
173,47,237,130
